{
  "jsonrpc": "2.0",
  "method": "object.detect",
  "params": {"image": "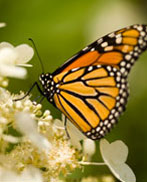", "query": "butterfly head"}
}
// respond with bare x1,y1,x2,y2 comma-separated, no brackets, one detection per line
39,73,56,102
